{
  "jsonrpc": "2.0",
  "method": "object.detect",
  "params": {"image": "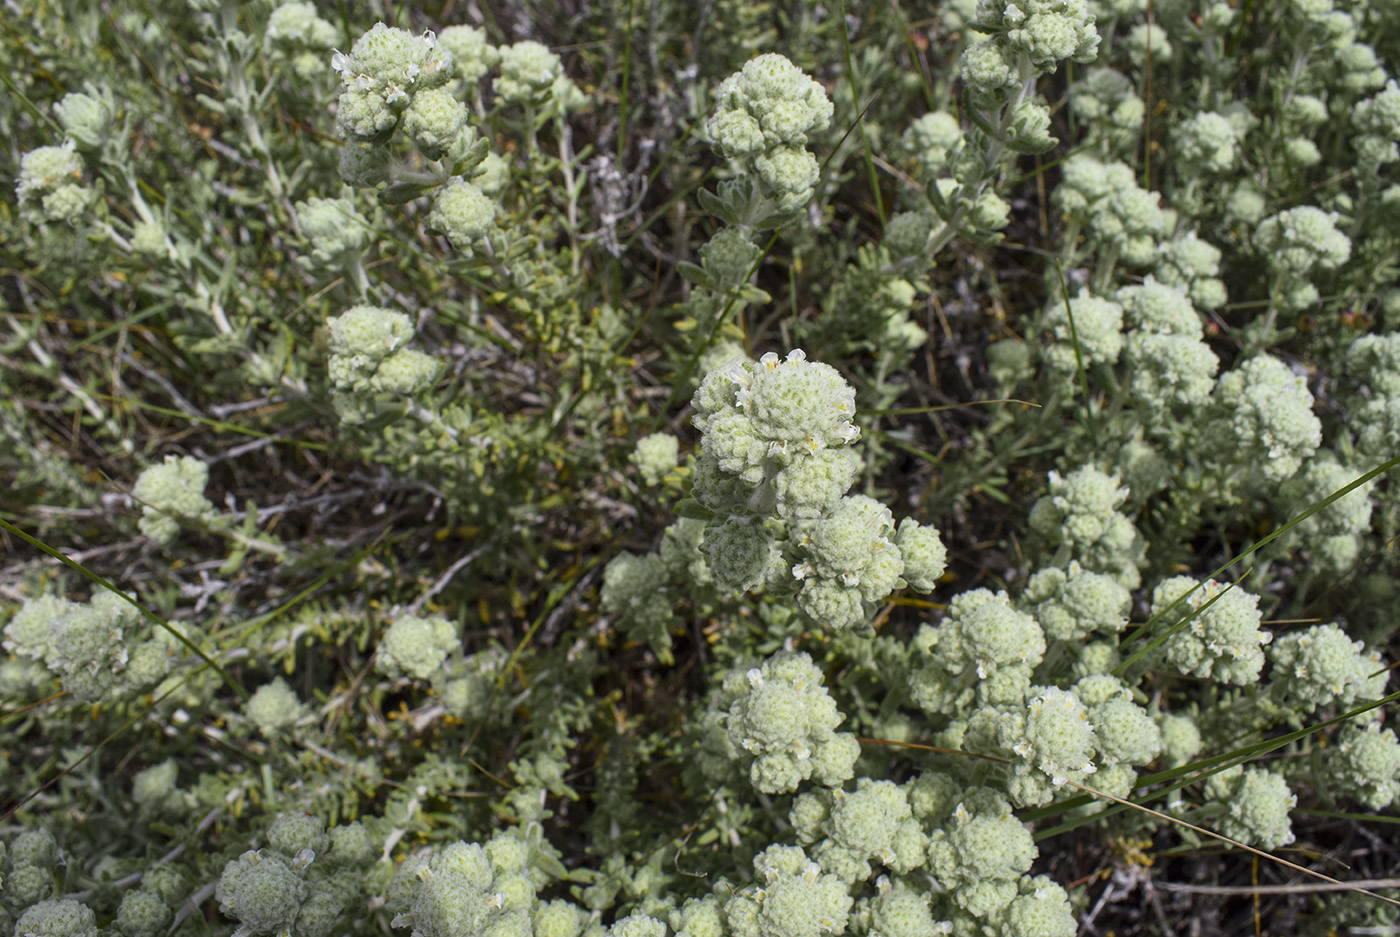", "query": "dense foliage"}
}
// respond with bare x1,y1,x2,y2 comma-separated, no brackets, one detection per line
2,1,1399,936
